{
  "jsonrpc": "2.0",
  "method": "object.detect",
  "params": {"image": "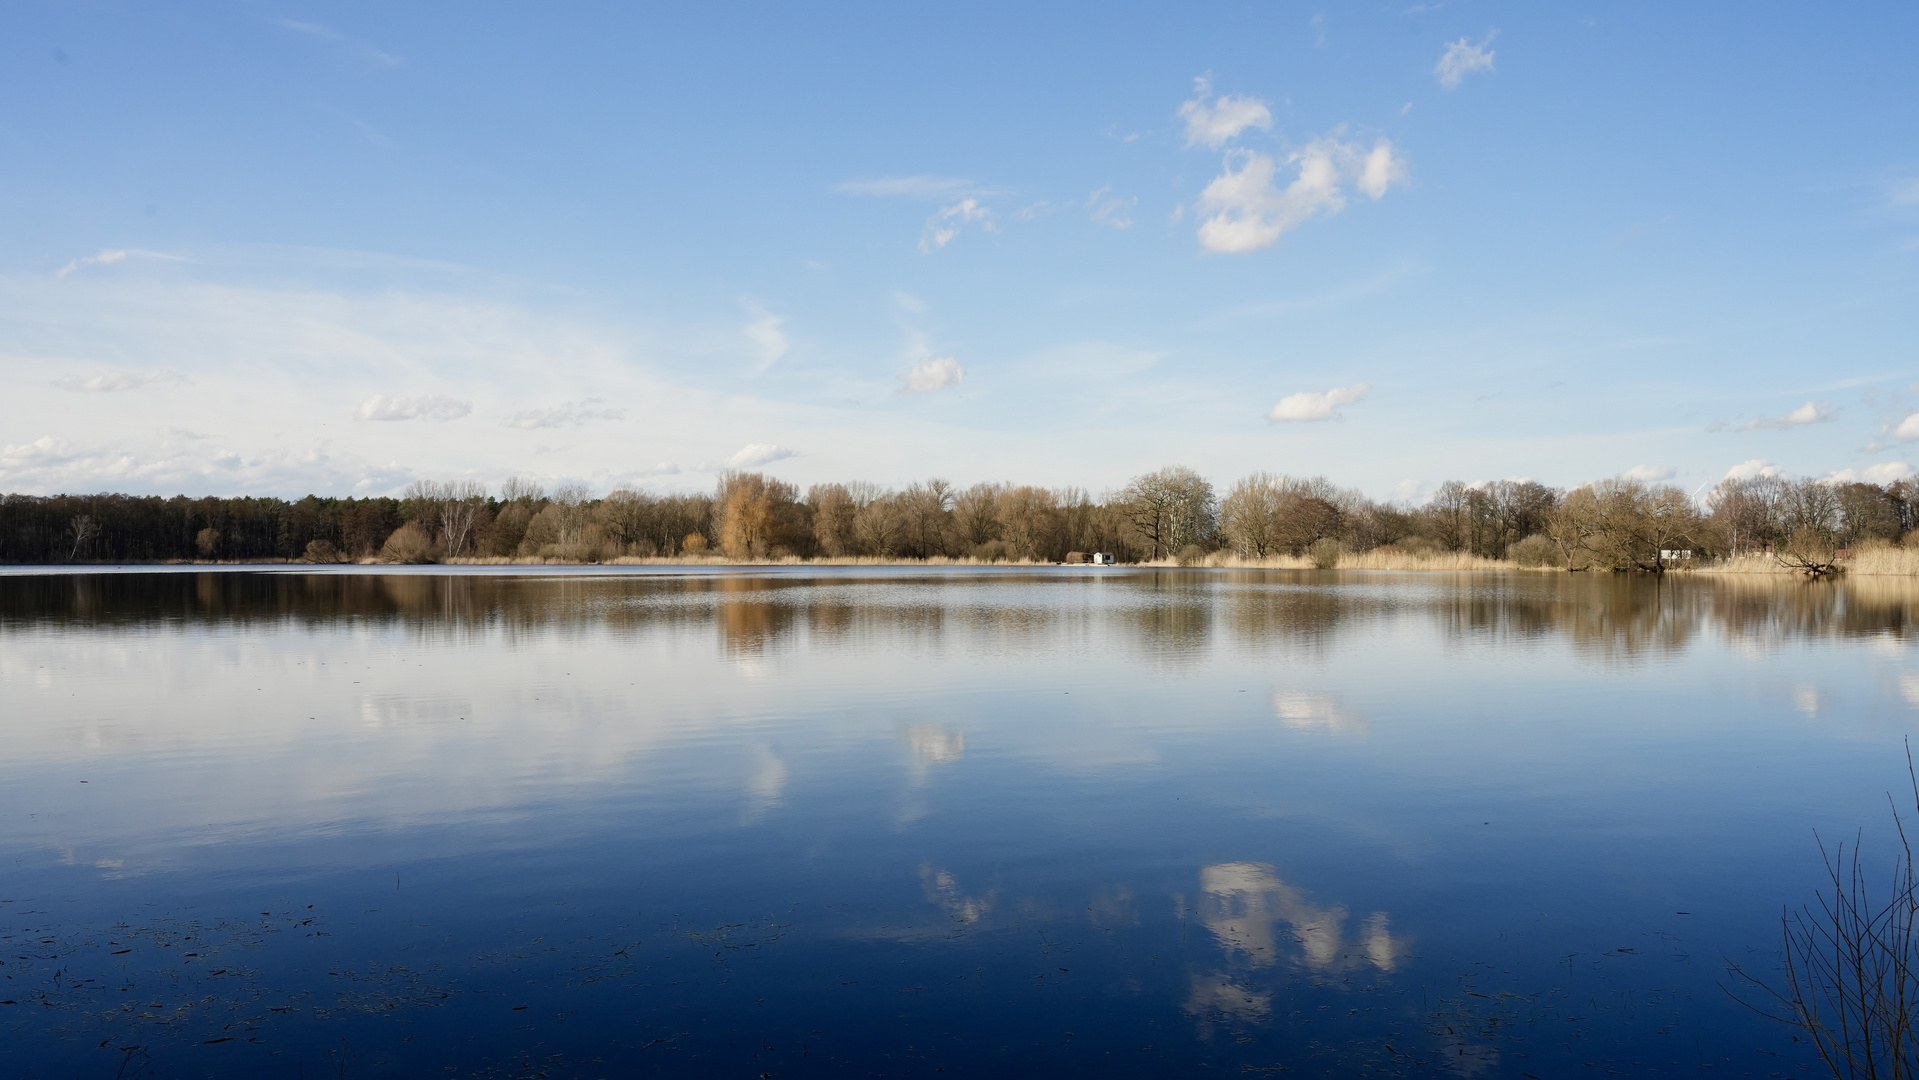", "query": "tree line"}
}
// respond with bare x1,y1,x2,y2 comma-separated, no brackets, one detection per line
3,467,1916,571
